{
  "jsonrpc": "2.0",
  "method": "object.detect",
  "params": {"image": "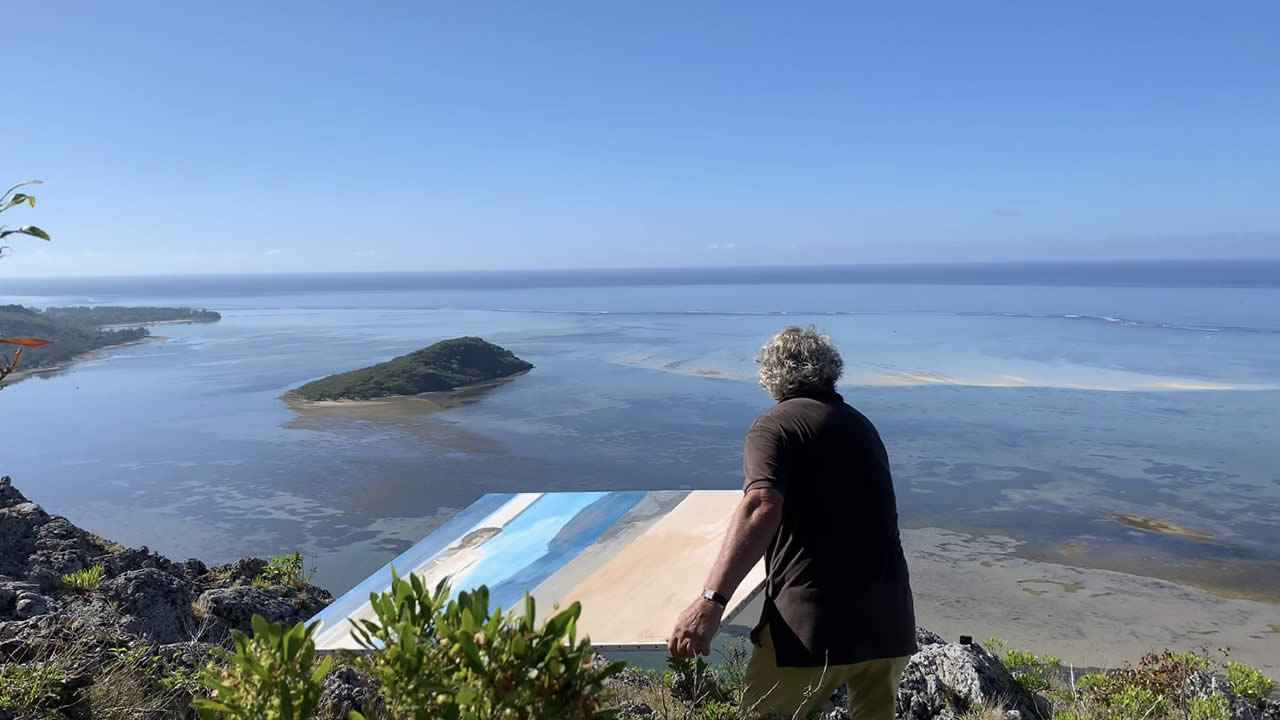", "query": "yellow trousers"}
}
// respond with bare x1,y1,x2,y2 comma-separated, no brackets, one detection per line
740,626,910,720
